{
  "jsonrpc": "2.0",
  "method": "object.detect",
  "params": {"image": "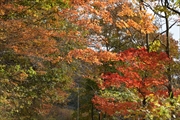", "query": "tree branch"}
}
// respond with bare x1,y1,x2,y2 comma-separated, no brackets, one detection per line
143,2,166,18
153,20,179,41
166,6,180,16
